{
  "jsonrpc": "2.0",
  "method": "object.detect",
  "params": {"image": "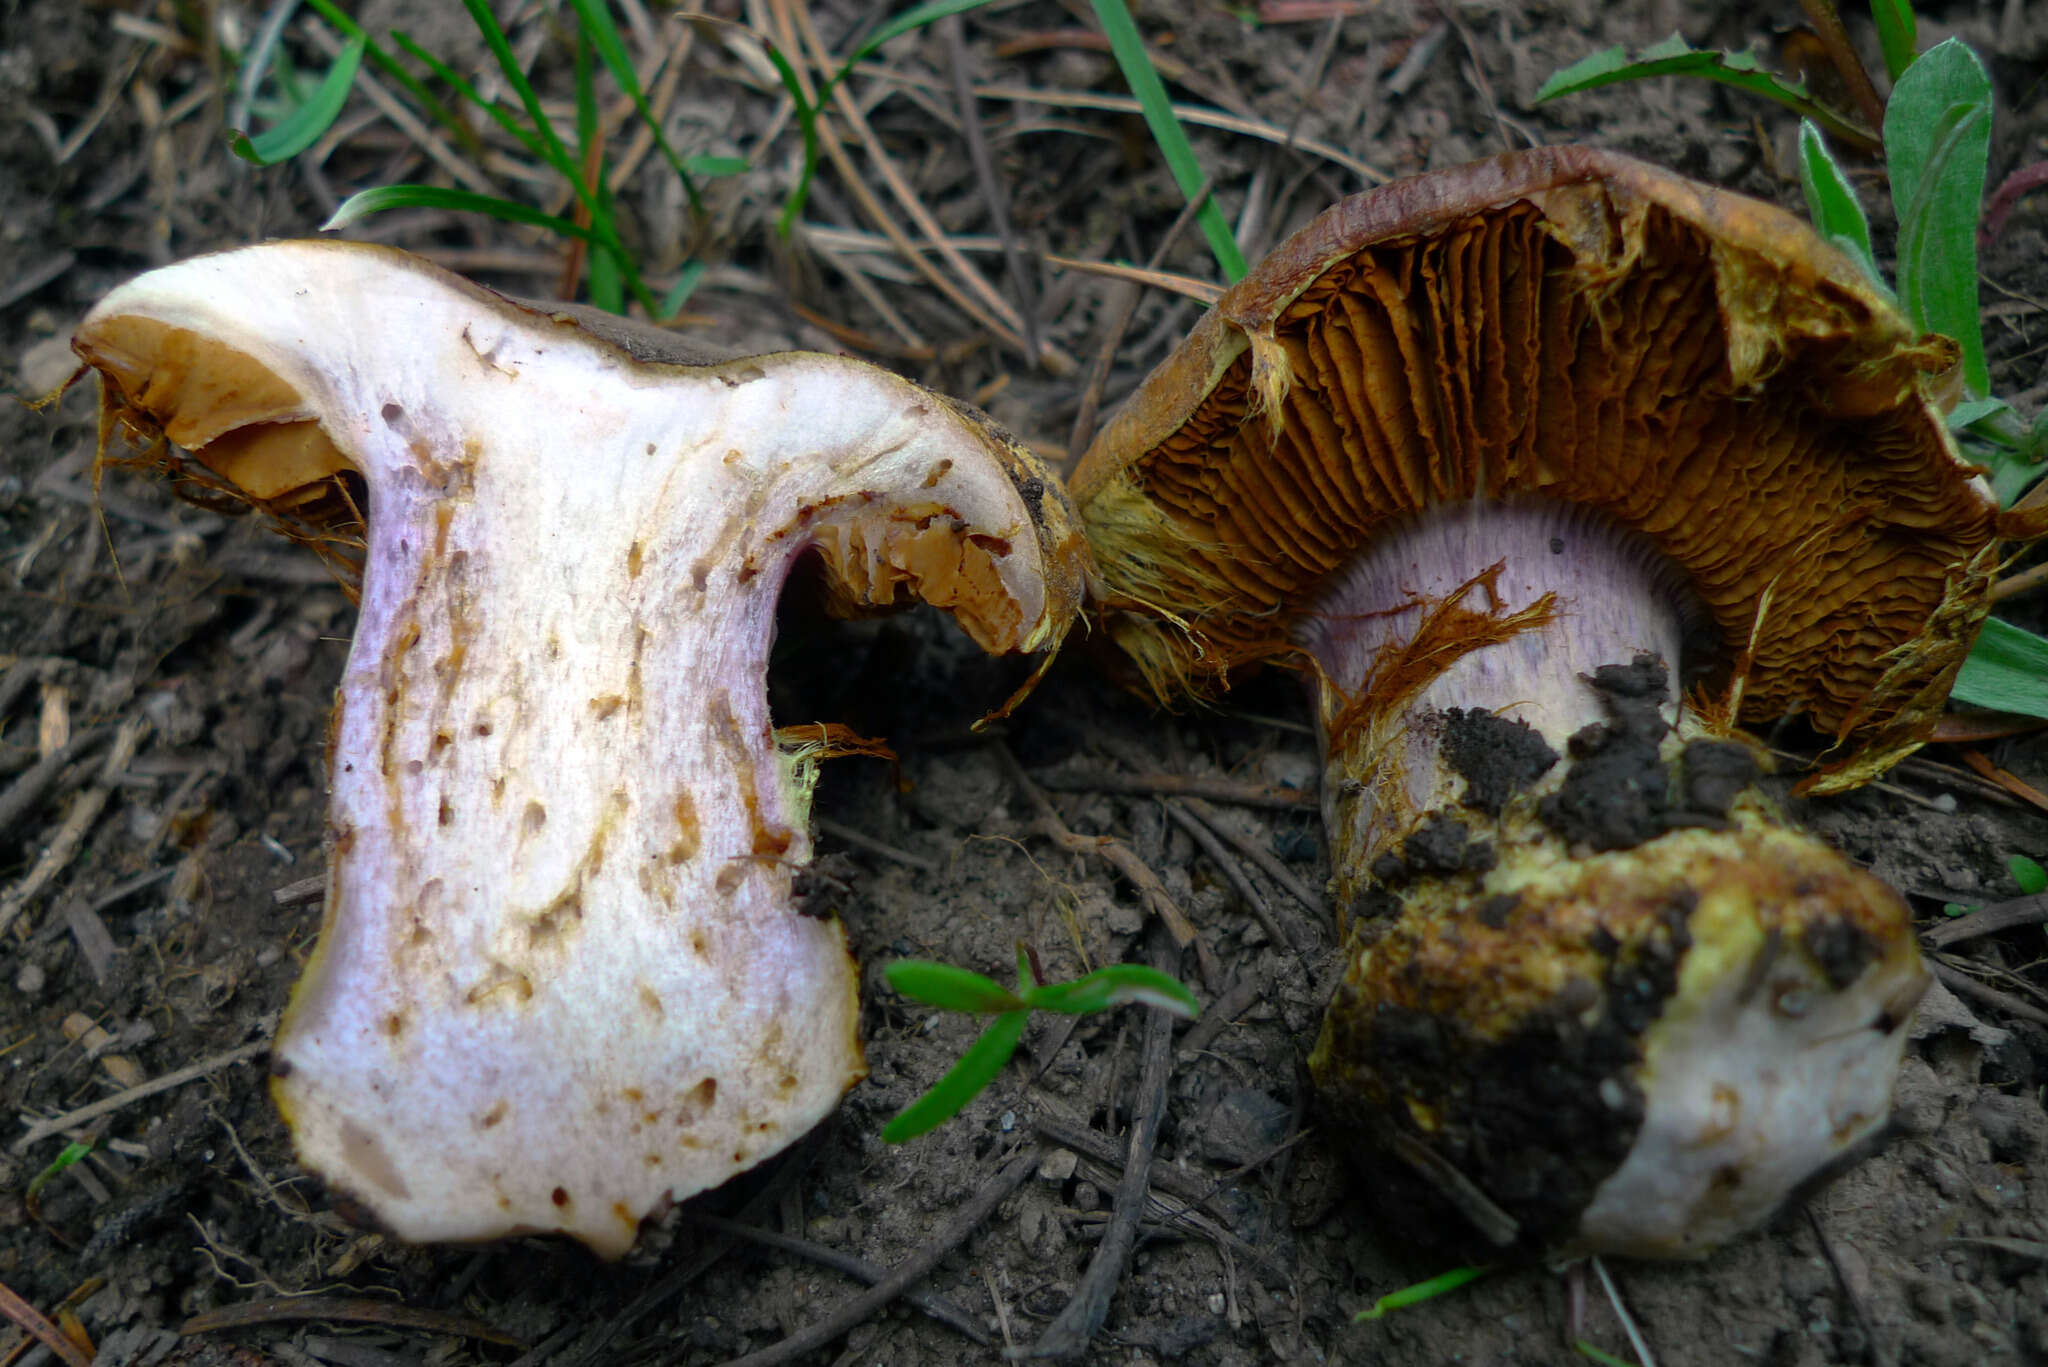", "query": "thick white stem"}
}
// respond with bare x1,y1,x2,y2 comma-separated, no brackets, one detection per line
1296,500,1690,887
